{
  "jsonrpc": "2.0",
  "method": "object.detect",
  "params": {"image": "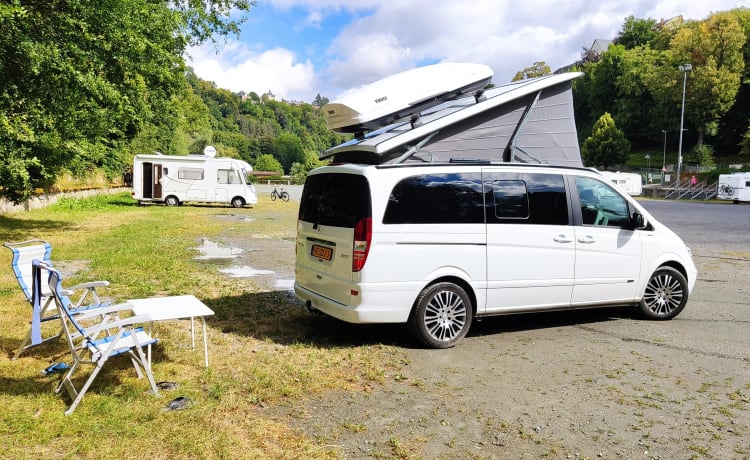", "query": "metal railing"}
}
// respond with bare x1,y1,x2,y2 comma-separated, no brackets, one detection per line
662,180,717,200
